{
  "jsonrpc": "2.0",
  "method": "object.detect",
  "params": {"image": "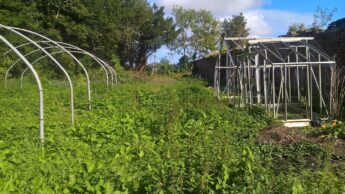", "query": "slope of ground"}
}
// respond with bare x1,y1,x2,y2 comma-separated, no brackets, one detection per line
0,75,344,193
